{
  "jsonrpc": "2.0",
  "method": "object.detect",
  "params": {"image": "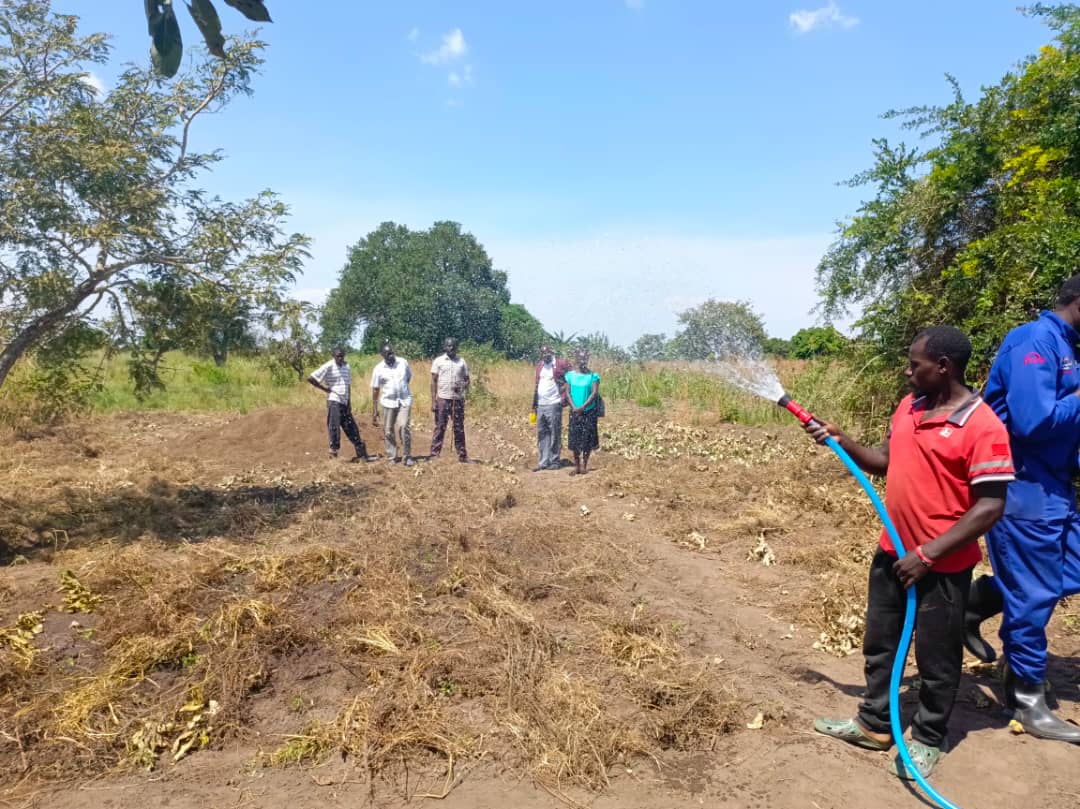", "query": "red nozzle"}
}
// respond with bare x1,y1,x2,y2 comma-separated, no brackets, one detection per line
777,394,819,427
